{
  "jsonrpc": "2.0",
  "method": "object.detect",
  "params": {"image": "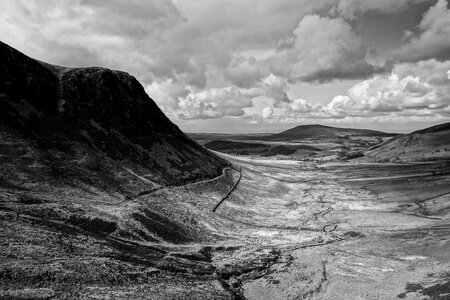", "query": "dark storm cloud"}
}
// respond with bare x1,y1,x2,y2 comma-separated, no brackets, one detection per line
332,0,433,19
298,63,386,83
